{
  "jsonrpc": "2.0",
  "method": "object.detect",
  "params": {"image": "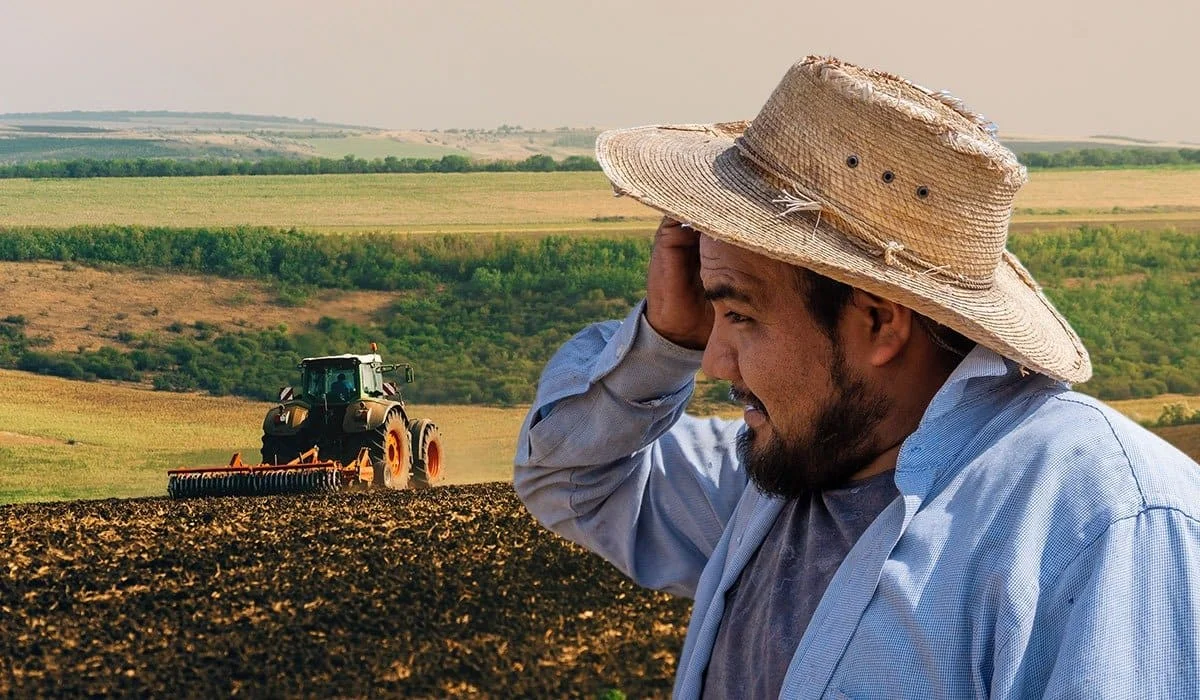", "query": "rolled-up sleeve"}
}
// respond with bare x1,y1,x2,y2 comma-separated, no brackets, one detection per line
513,301,747,598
